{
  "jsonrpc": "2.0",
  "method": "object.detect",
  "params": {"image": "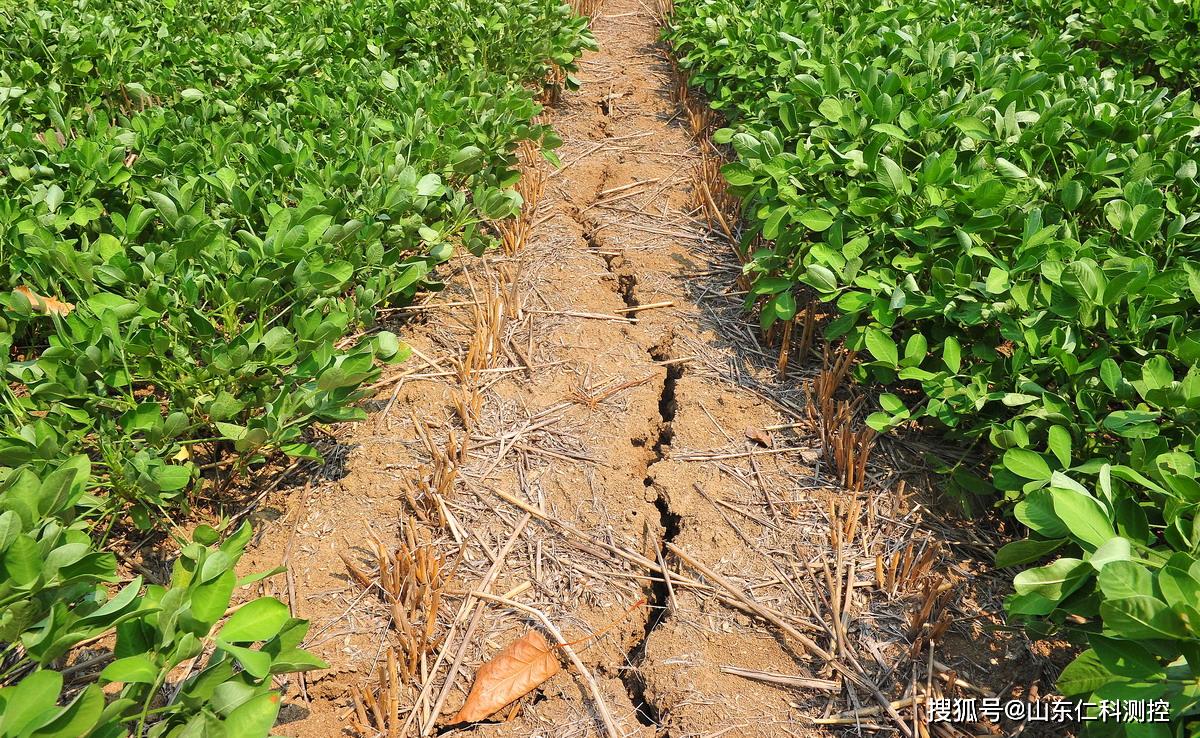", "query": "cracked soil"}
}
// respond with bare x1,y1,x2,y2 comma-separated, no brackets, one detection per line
236,1,1068,736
